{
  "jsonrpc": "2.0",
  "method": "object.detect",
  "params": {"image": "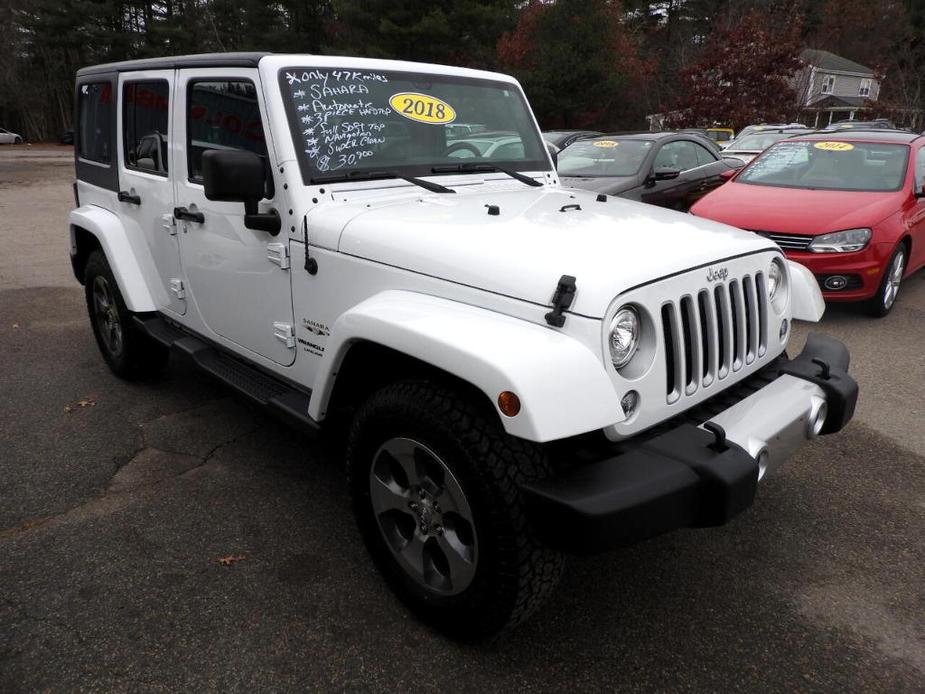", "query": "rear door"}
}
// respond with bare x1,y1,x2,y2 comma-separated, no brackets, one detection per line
117,71,185,315
172,69,295,366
